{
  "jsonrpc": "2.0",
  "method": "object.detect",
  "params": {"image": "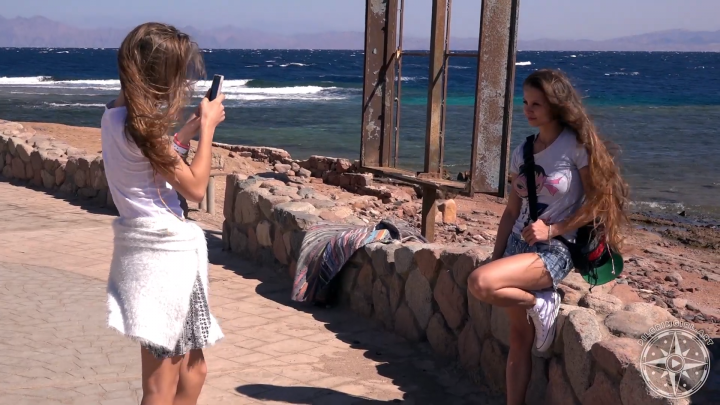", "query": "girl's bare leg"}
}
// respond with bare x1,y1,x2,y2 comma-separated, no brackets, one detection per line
140,347,183,405
173,349,207,405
